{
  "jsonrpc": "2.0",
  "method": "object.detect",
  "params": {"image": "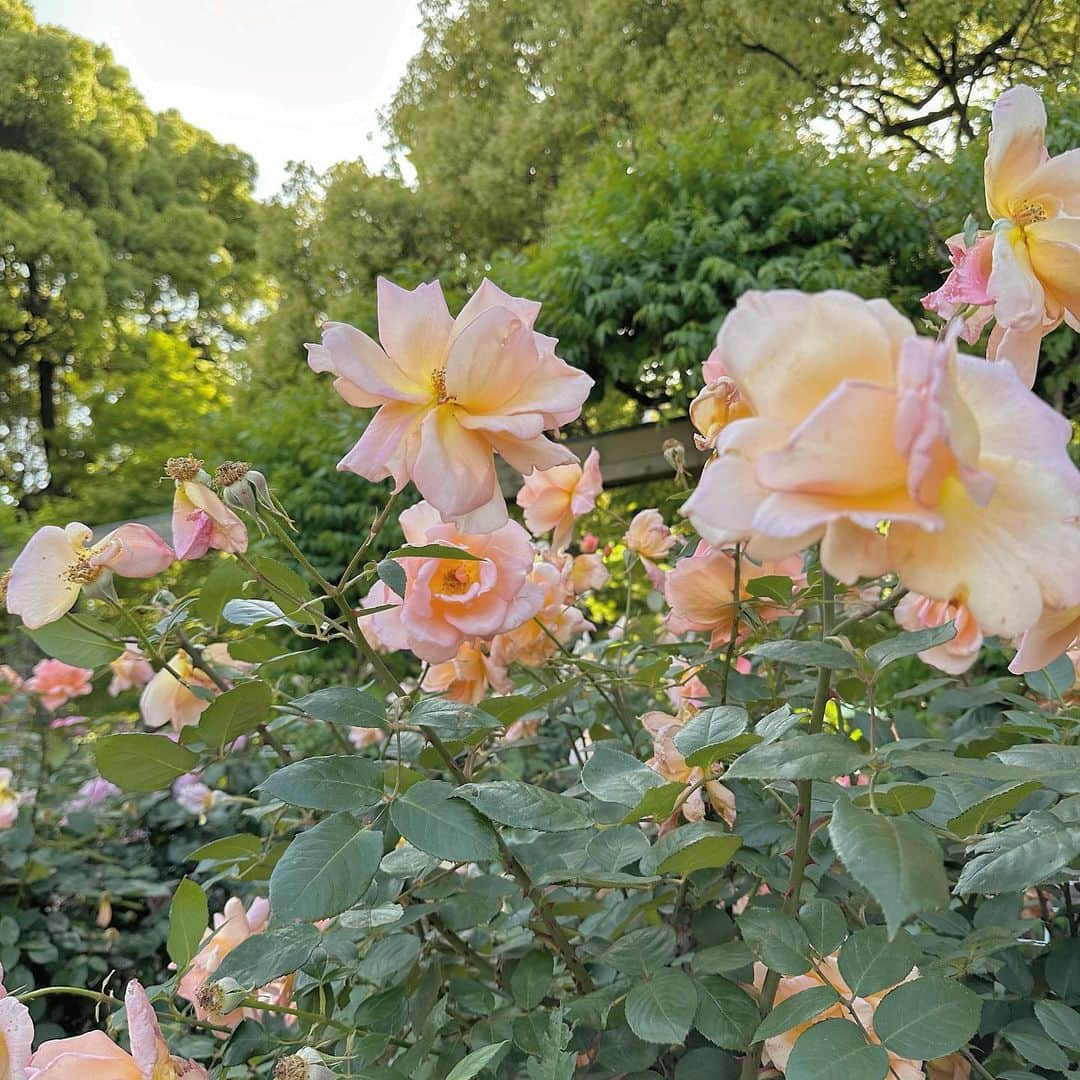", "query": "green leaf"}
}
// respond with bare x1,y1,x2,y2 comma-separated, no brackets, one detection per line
358,934,422,985
1006,1030,1069,1071
376,558,406,597
512,951,554,1010
390,780,499,862
25,613,123,666
851,783,935,815
753,985,840,1042
291,687,387,728
621,781,685,824
1024,653,1076,699
195,680,273,751
587,825,650,871
785,1019,888,1080
410,695,498,737
745,574,794,605
195,555,249,626
213,924,322,988
726,734,867,781
947,781,1042,836
445,1041,509,1080
598,926,676,976
837,926,918,997
581,744,669,806
865,624,956,671
187,833,262,863
222,598,297,628
227,636,284,663
798,899,848,956
452,781,592,832
641,821,742,876
873,977,981,1059
95,733,199,792
673,706,758,767
955,811,1080,894
750,640,855,669
166,878,208,969
829,798,948,938
251,554,321,625
258,755,383,812
626,968,696,1044
1034,999,1080,1051
738,909,812,975
269,813,382,922
1047,939,1080,1001
692,976,760,1051
388,543,483,561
